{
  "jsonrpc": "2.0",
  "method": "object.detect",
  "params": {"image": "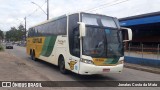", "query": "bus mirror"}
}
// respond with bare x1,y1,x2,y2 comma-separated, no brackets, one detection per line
121,27,132,42
78,22,86,37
